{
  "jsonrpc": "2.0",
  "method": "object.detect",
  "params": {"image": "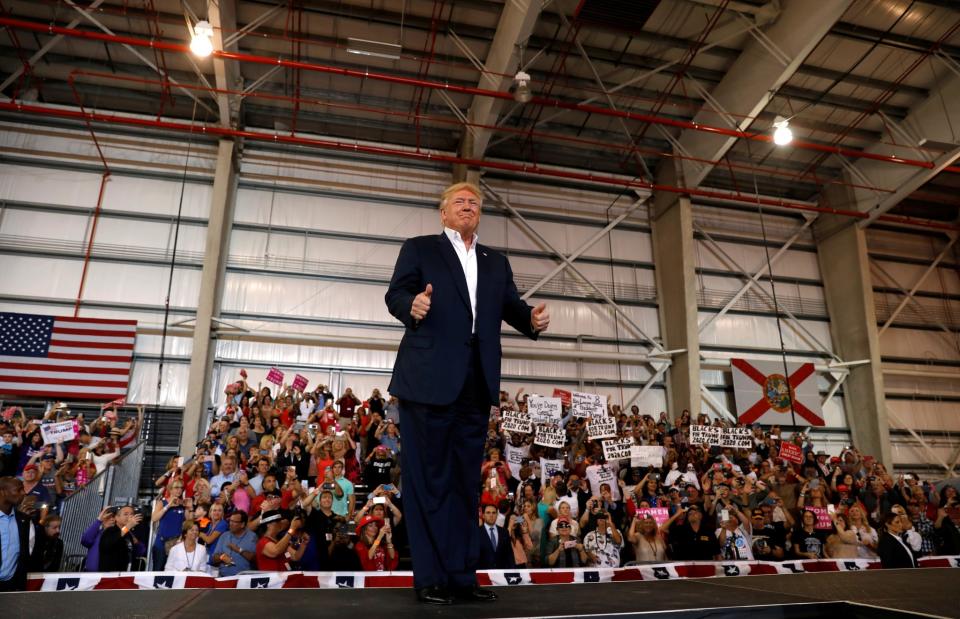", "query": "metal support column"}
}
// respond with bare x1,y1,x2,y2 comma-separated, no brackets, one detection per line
650,158,700,417
180,138,239,454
